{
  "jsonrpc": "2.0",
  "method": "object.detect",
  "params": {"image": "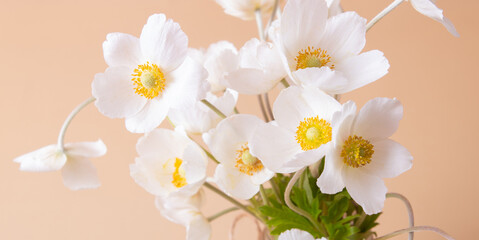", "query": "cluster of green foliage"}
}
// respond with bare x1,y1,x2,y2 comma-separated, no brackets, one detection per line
250,159,380,240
